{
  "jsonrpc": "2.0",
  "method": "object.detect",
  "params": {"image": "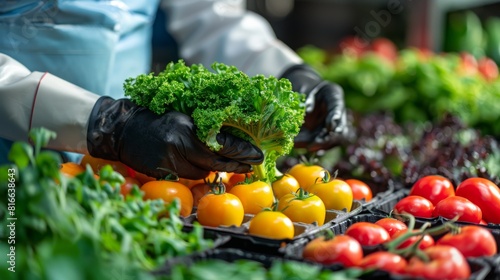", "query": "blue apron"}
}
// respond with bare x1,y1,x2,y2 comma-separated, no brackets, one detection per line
0,0,175,164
